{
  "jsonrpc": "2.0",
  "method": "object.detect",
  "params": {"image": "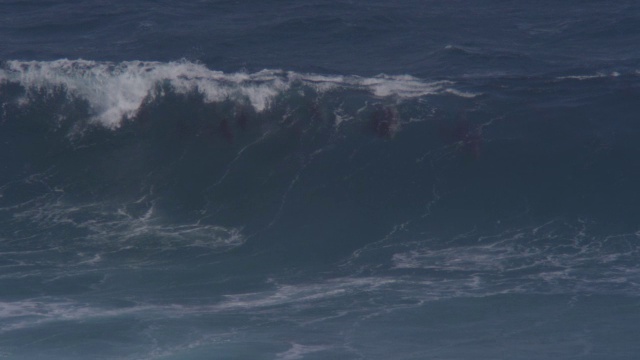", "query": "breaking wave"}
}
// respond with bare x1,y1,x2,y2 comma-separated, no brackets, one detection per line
0,59,467,129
